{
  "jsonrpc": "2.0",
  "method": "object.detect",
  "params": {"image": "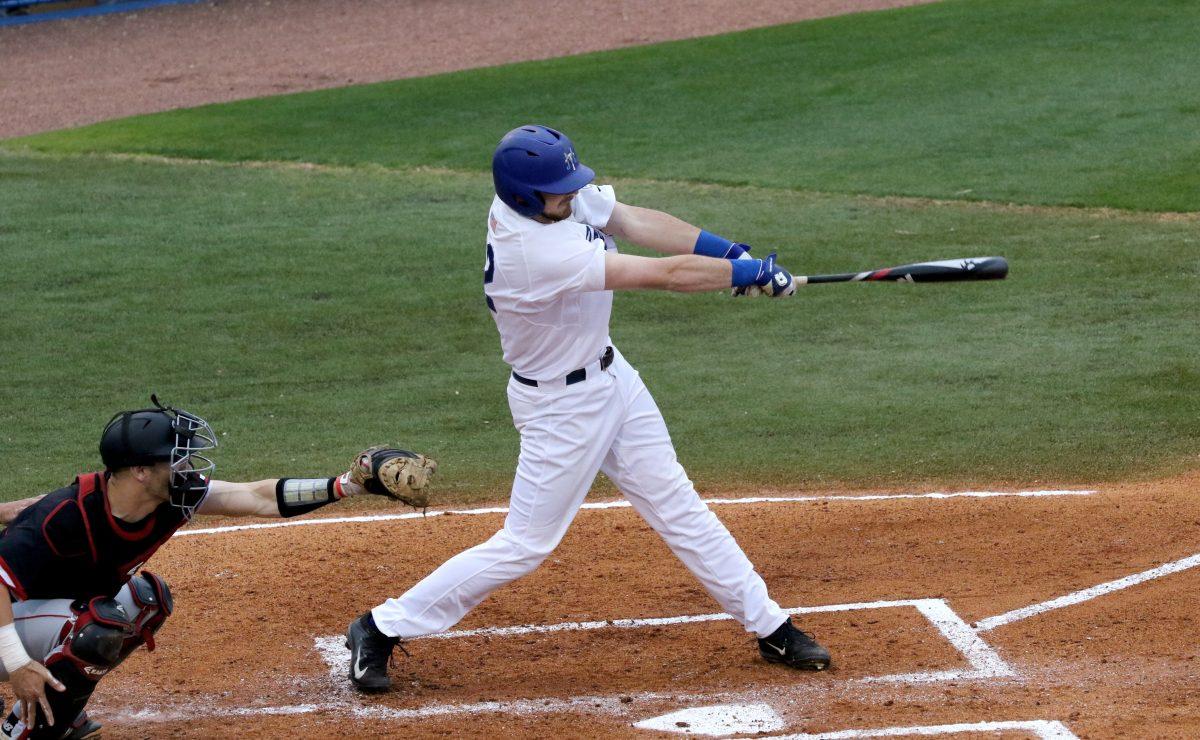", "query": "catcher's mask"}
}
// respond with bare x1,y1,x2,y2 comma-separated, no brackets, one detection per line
99,394,217,519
